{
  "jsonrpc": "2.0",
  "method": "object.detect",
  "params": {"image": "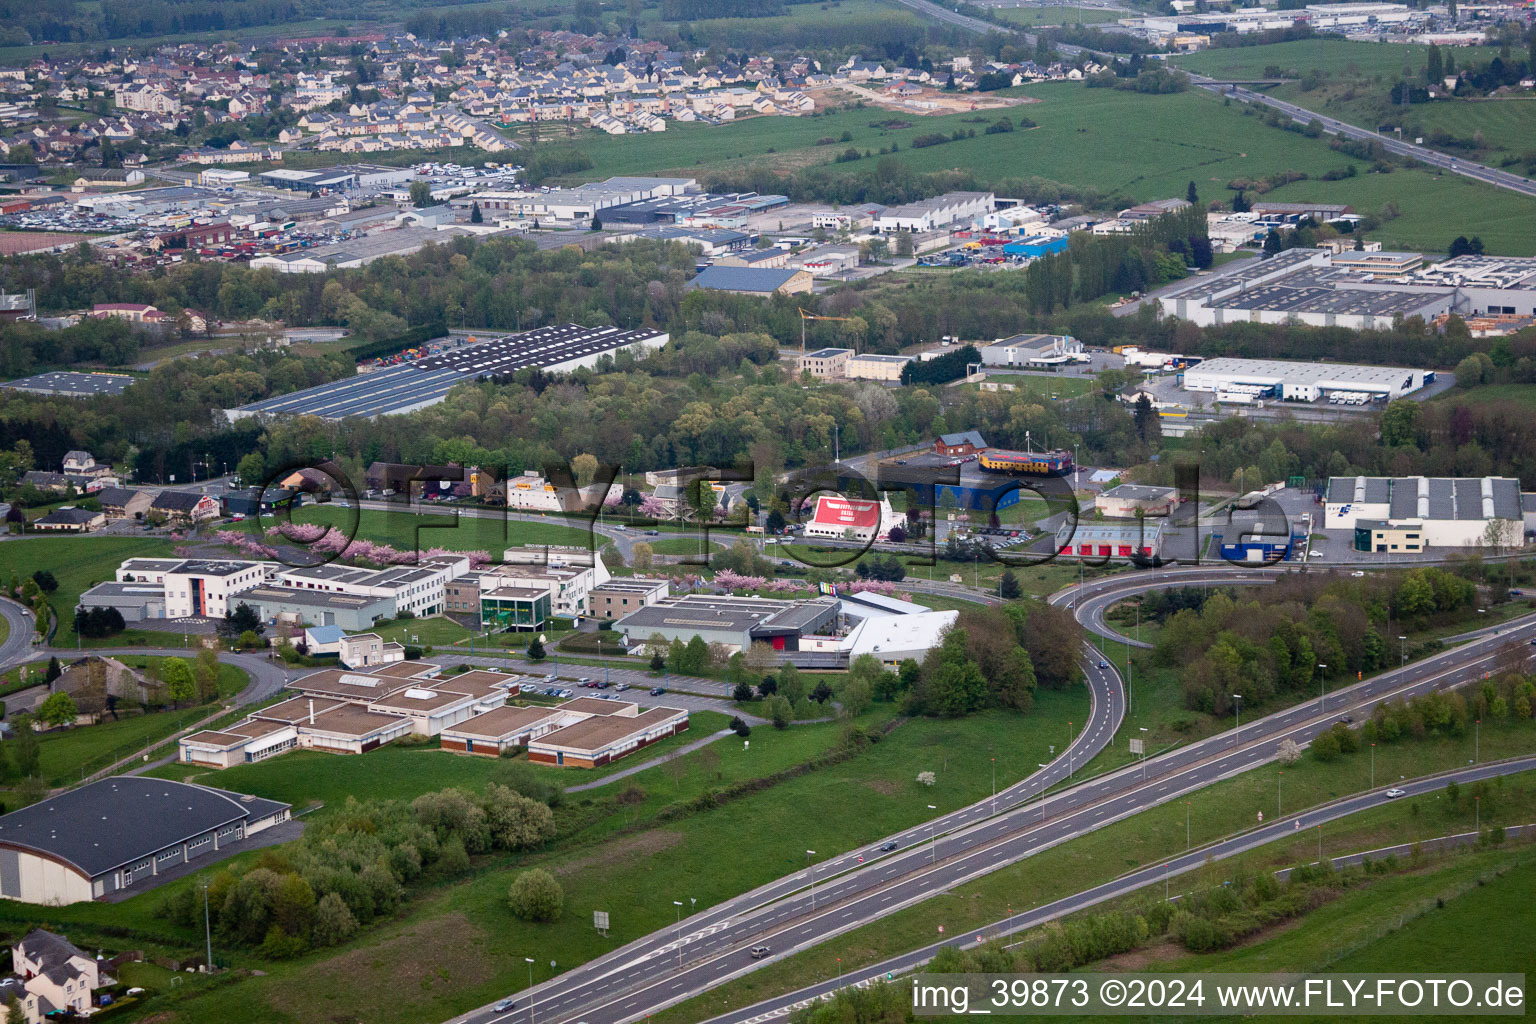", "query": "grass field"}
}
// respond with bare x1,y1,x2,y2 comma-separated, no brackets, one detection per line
645,536,724,556
1172,38,1457,81
0,536,175,647
564,81,1536,253
122,694,1091,1024
27,656,248,785
987,4,1122,25
1434,382,1536,406
147,710,735,809
274,505,597,556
